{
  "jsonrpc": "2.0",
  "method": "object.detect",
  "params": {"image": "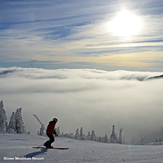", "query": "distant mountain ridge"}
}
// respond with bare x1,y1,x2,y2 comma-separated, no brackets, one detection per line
147,74,163,80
